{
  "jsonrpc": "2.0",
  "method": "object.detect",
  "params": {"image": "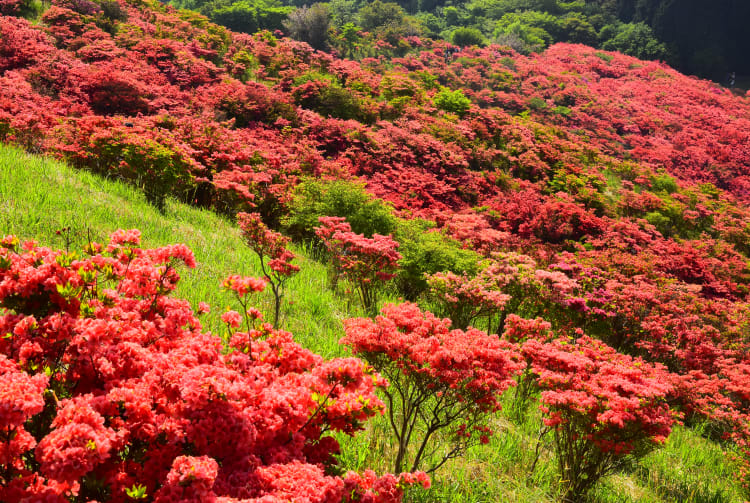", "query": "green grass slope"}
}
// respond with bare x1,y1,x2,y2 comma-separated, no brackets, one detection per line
0,144,358,358
0,144,744,502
